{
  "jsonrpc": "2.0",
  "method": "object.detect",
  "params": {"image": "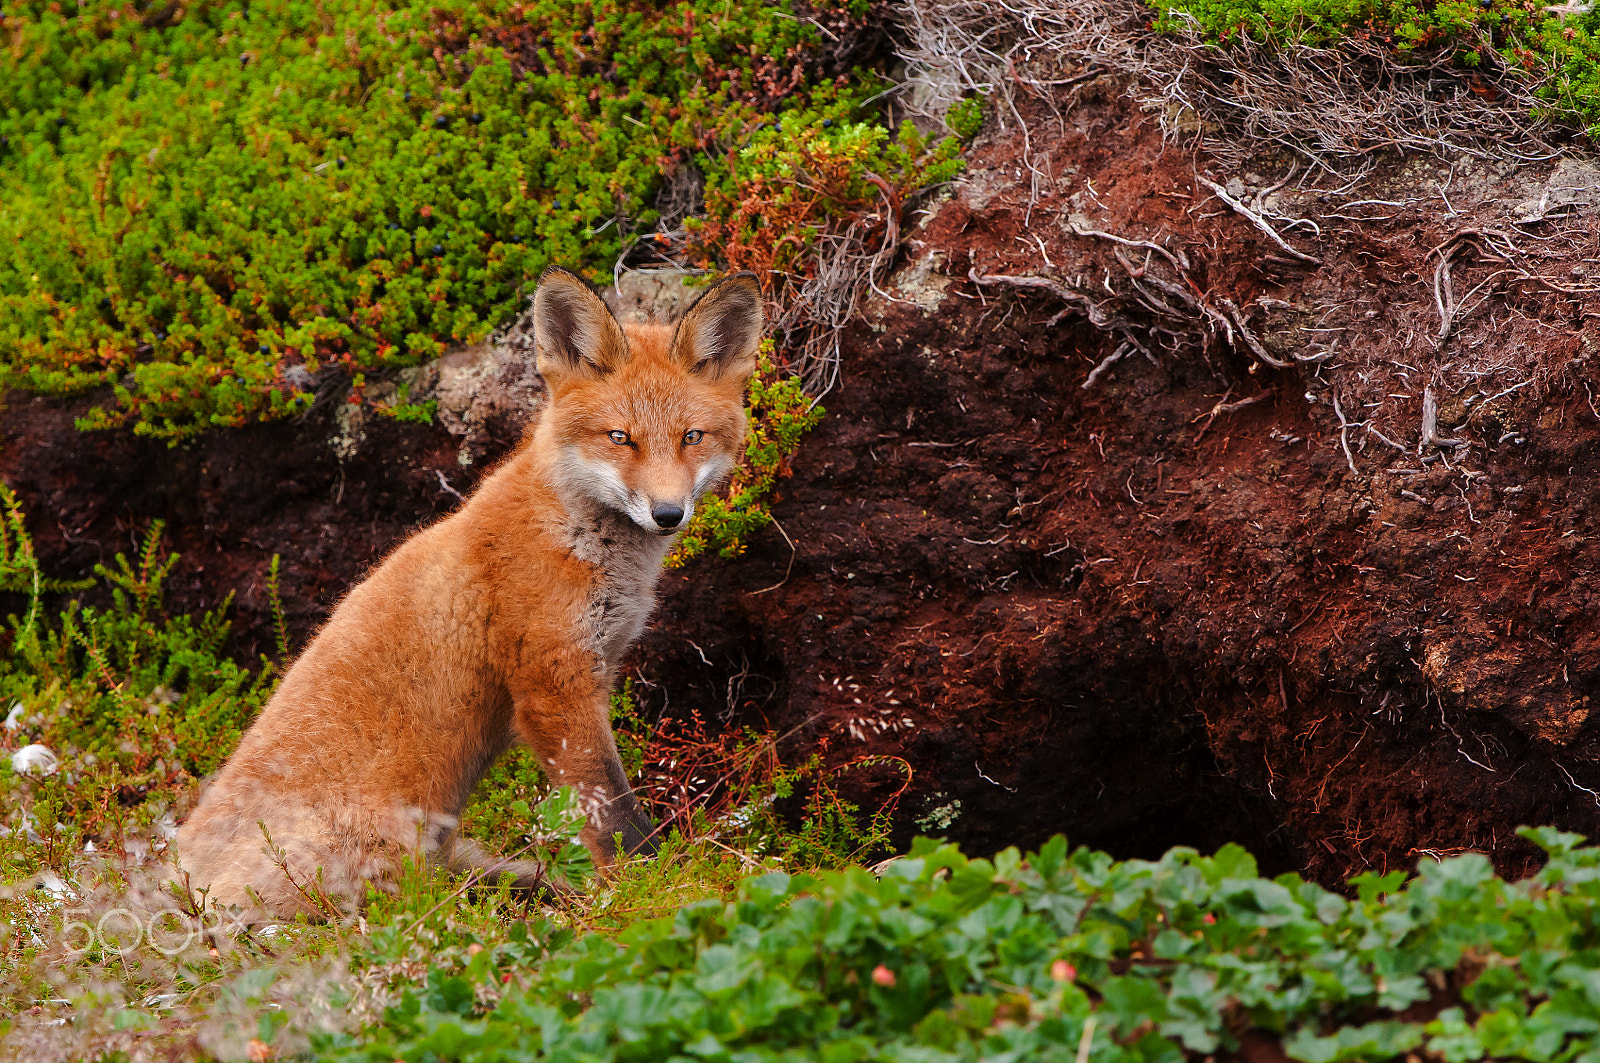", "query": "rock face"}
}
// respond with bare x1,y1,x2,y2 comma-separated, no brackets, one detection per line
603,268,702,325
5,89,1600,886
